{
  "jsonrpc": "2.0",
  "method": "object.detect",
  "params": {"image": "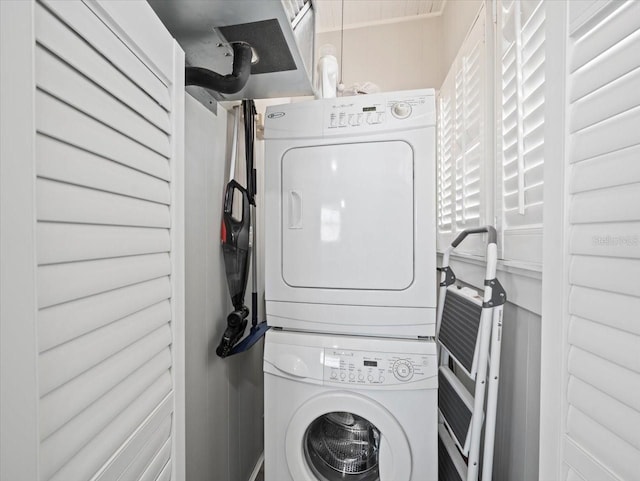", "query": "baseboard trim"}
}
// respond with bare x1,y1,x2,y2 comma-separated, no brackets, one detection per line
248,452,264,481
